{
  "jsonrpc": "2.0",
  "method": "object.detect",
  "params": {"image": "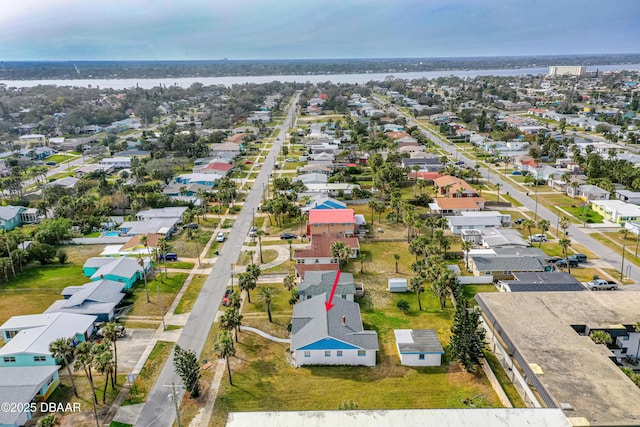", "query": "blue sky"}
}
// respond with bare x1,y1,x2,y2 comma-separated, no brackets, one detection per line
0,0,638,60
